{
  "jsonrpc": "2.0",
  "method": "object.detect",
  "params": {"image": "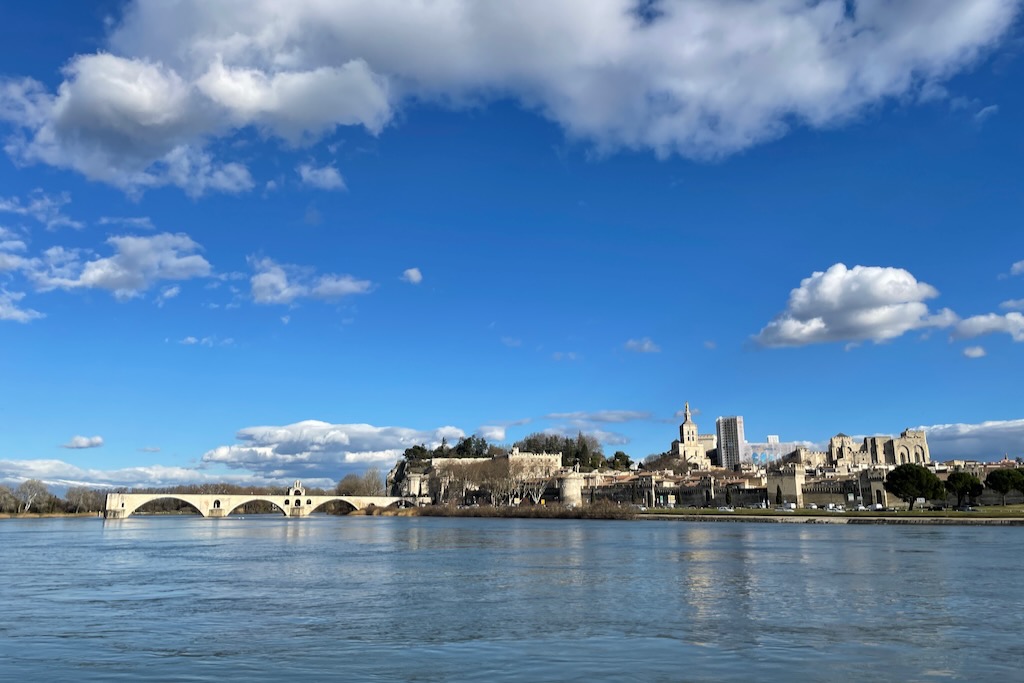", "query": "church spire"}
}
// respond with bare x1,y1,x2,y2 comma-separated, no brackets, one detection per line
683,401,692,423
